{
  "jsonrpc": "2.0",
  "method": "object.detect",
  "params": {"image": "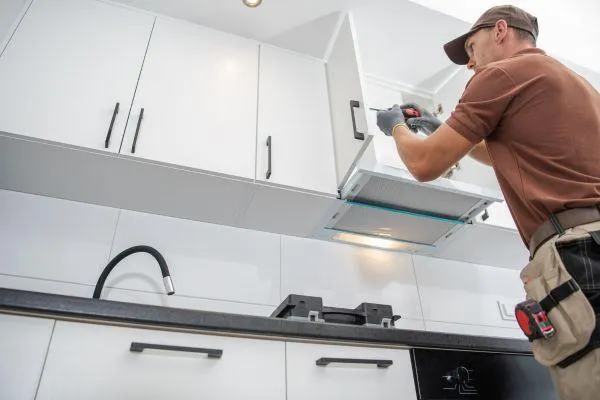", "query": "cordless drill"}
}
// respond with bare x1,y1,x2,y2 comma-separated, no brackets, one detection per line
369,106,421,119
